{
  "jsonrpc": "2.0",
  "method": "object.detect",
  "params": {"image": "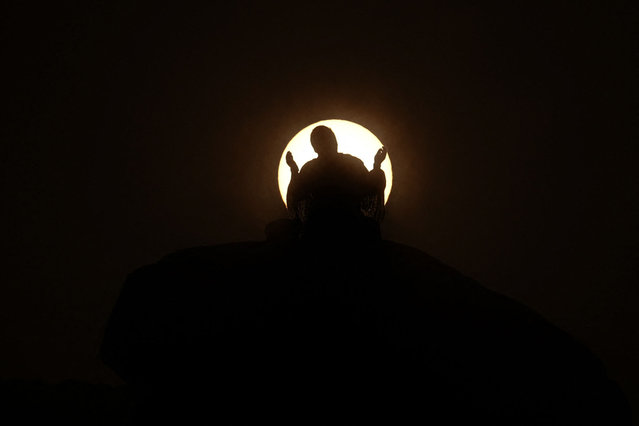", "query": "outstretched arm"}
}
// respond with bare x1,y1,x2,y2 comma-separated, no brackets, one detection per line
373,147,387,170
286,152,301,216
286,151,299,175
368,147,387,220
